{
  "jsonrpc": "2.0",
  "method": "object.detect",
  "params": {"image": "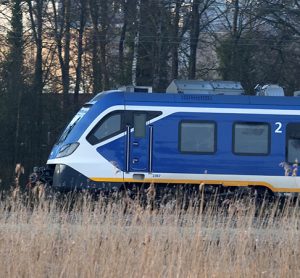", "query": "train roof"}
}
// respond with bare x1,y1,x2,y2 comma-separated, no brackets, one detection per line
87,90,300,110
91,90,300,108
